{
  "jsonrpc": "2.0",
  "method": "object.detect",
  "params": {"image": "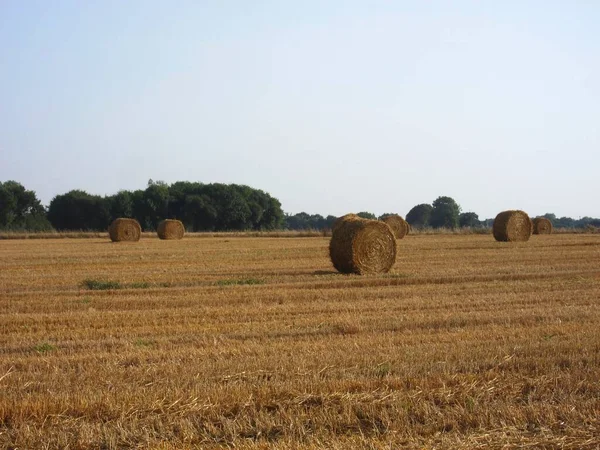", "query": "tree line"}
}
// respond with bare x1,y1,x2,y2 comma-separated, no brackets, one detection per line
1,181,599,232
284,196,600,231
0,180,284,231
